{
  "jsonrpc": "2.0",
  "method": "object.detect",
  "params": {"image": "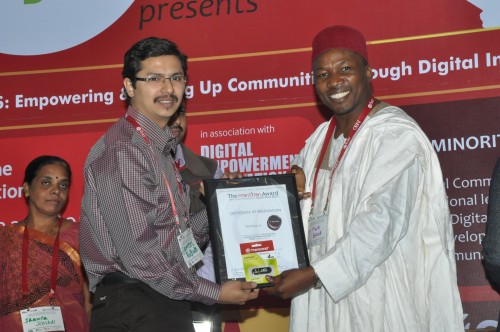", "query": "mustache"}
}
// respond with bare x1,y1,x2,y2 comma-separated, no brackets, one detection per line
170,124,184,132
154,94,178,103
